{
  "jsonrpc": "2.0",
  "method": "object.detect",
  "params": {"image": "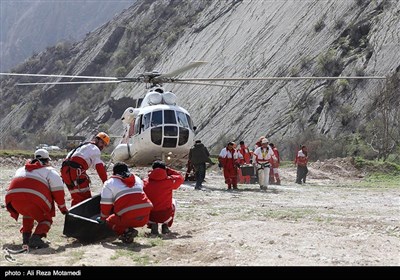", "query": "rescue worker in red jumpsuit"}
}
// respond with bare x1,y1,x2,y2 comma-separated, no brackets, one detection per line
99,162,153,244
237,141,252,184
268,143,281,185
5,149,68,249
143,161,184,235
295,145,309,184
61,132,109,206
219,142,243,190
